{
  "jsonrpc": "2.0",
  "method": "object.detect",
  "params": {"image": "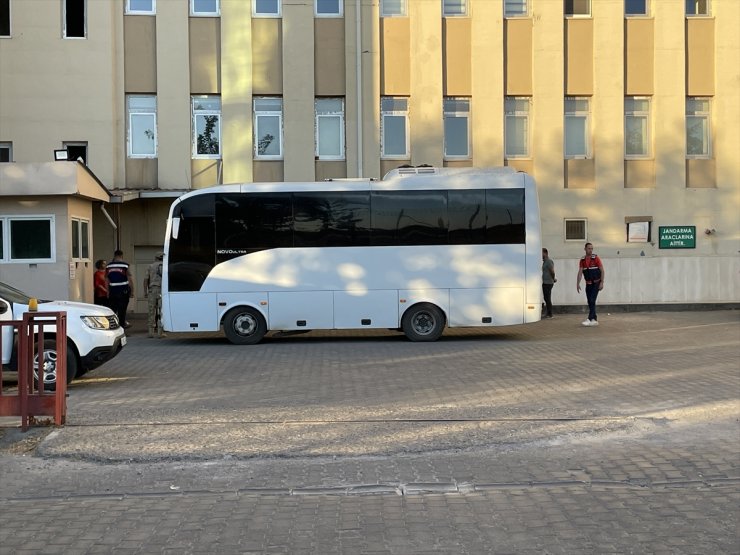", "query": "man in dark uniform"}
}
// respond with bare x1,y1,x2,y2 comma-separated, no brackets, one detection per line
106,249,134,329
576,242,605,326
